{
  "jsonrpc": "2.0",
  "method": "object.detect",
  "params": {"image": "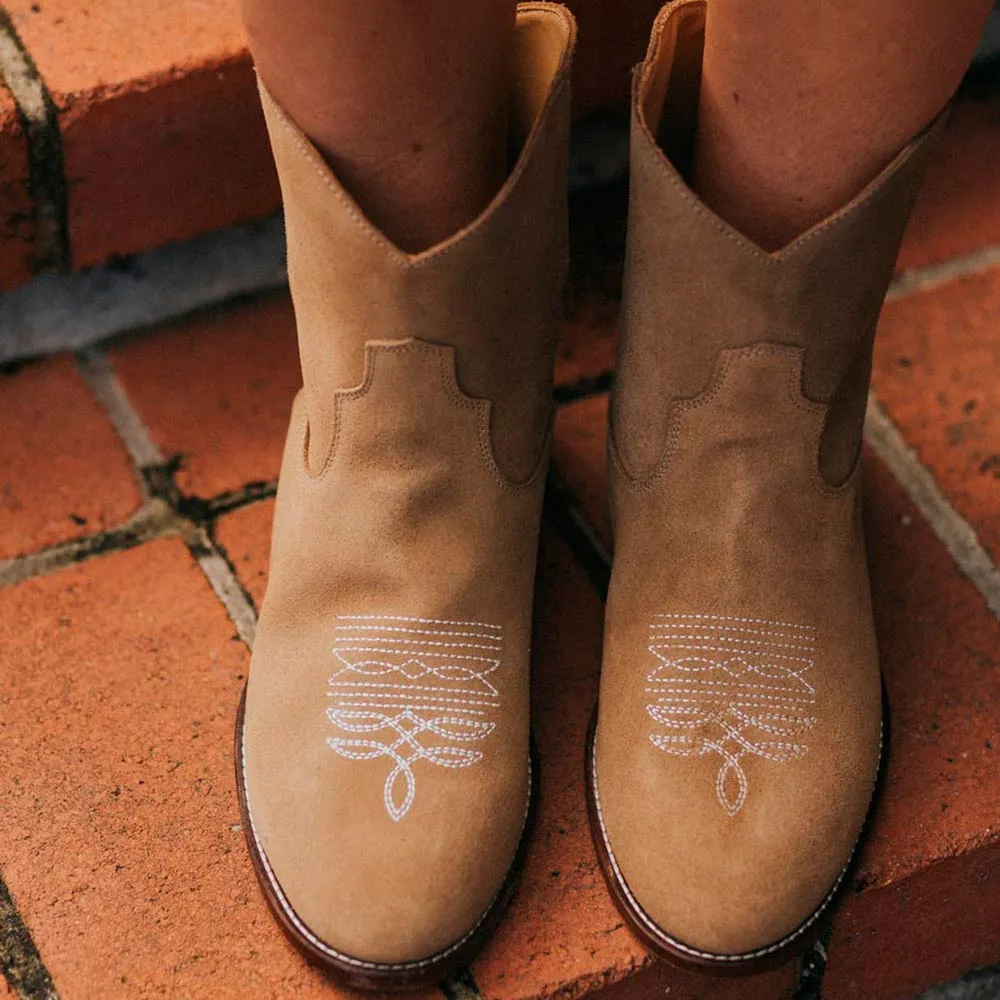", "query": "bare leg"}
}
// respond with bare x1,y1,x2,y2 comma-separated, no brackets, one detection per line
241,0,517,251
694,0,994,250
